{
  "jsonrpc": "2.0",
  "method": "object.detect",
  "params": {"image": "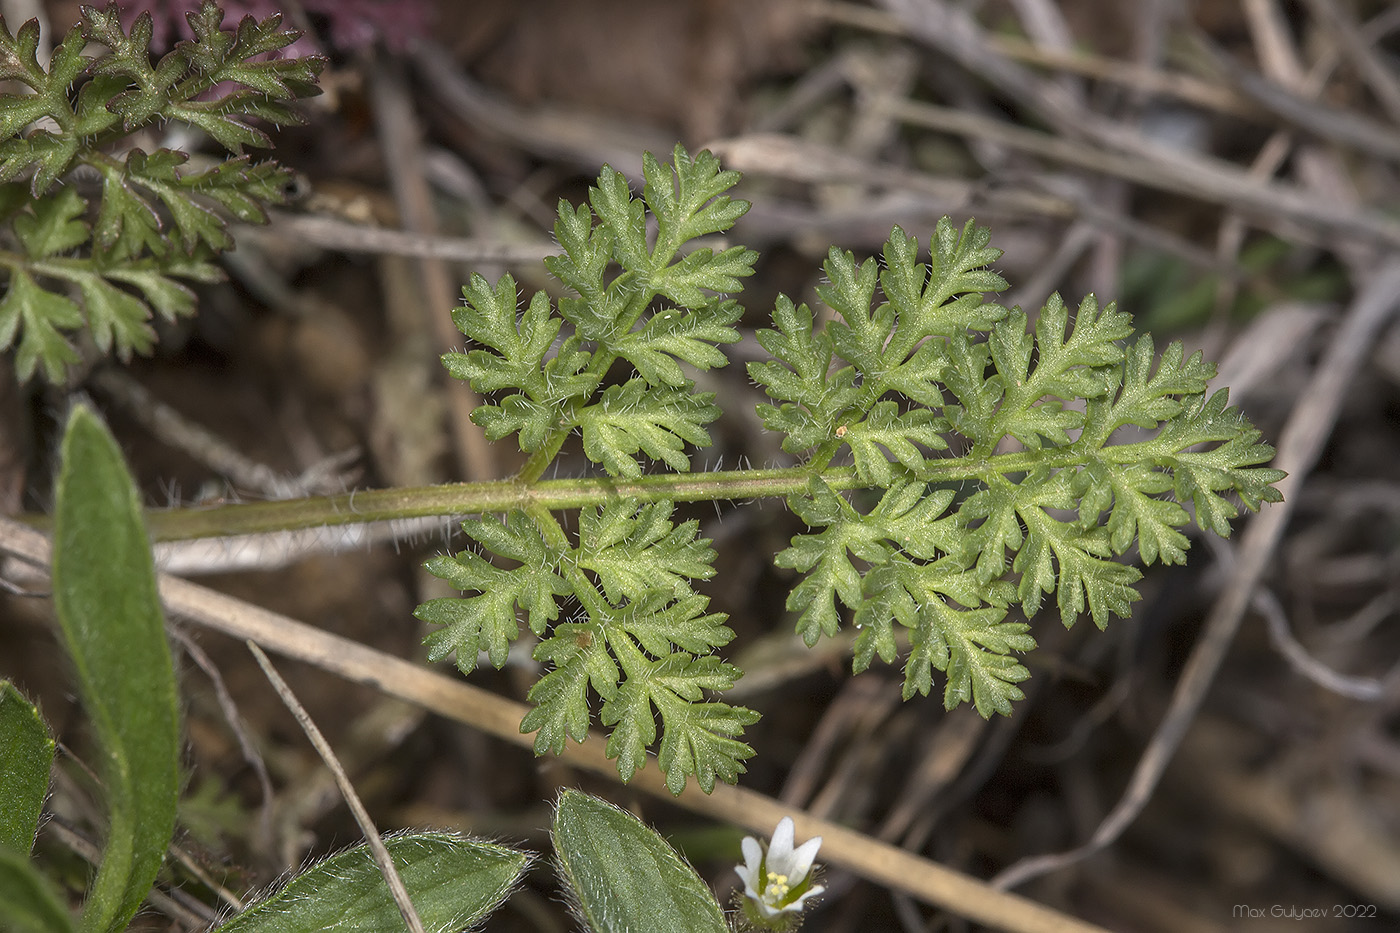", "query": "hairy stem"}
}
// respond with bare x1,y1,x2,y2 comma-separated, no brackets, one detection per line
134,466,853,541
25,442,1127,542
